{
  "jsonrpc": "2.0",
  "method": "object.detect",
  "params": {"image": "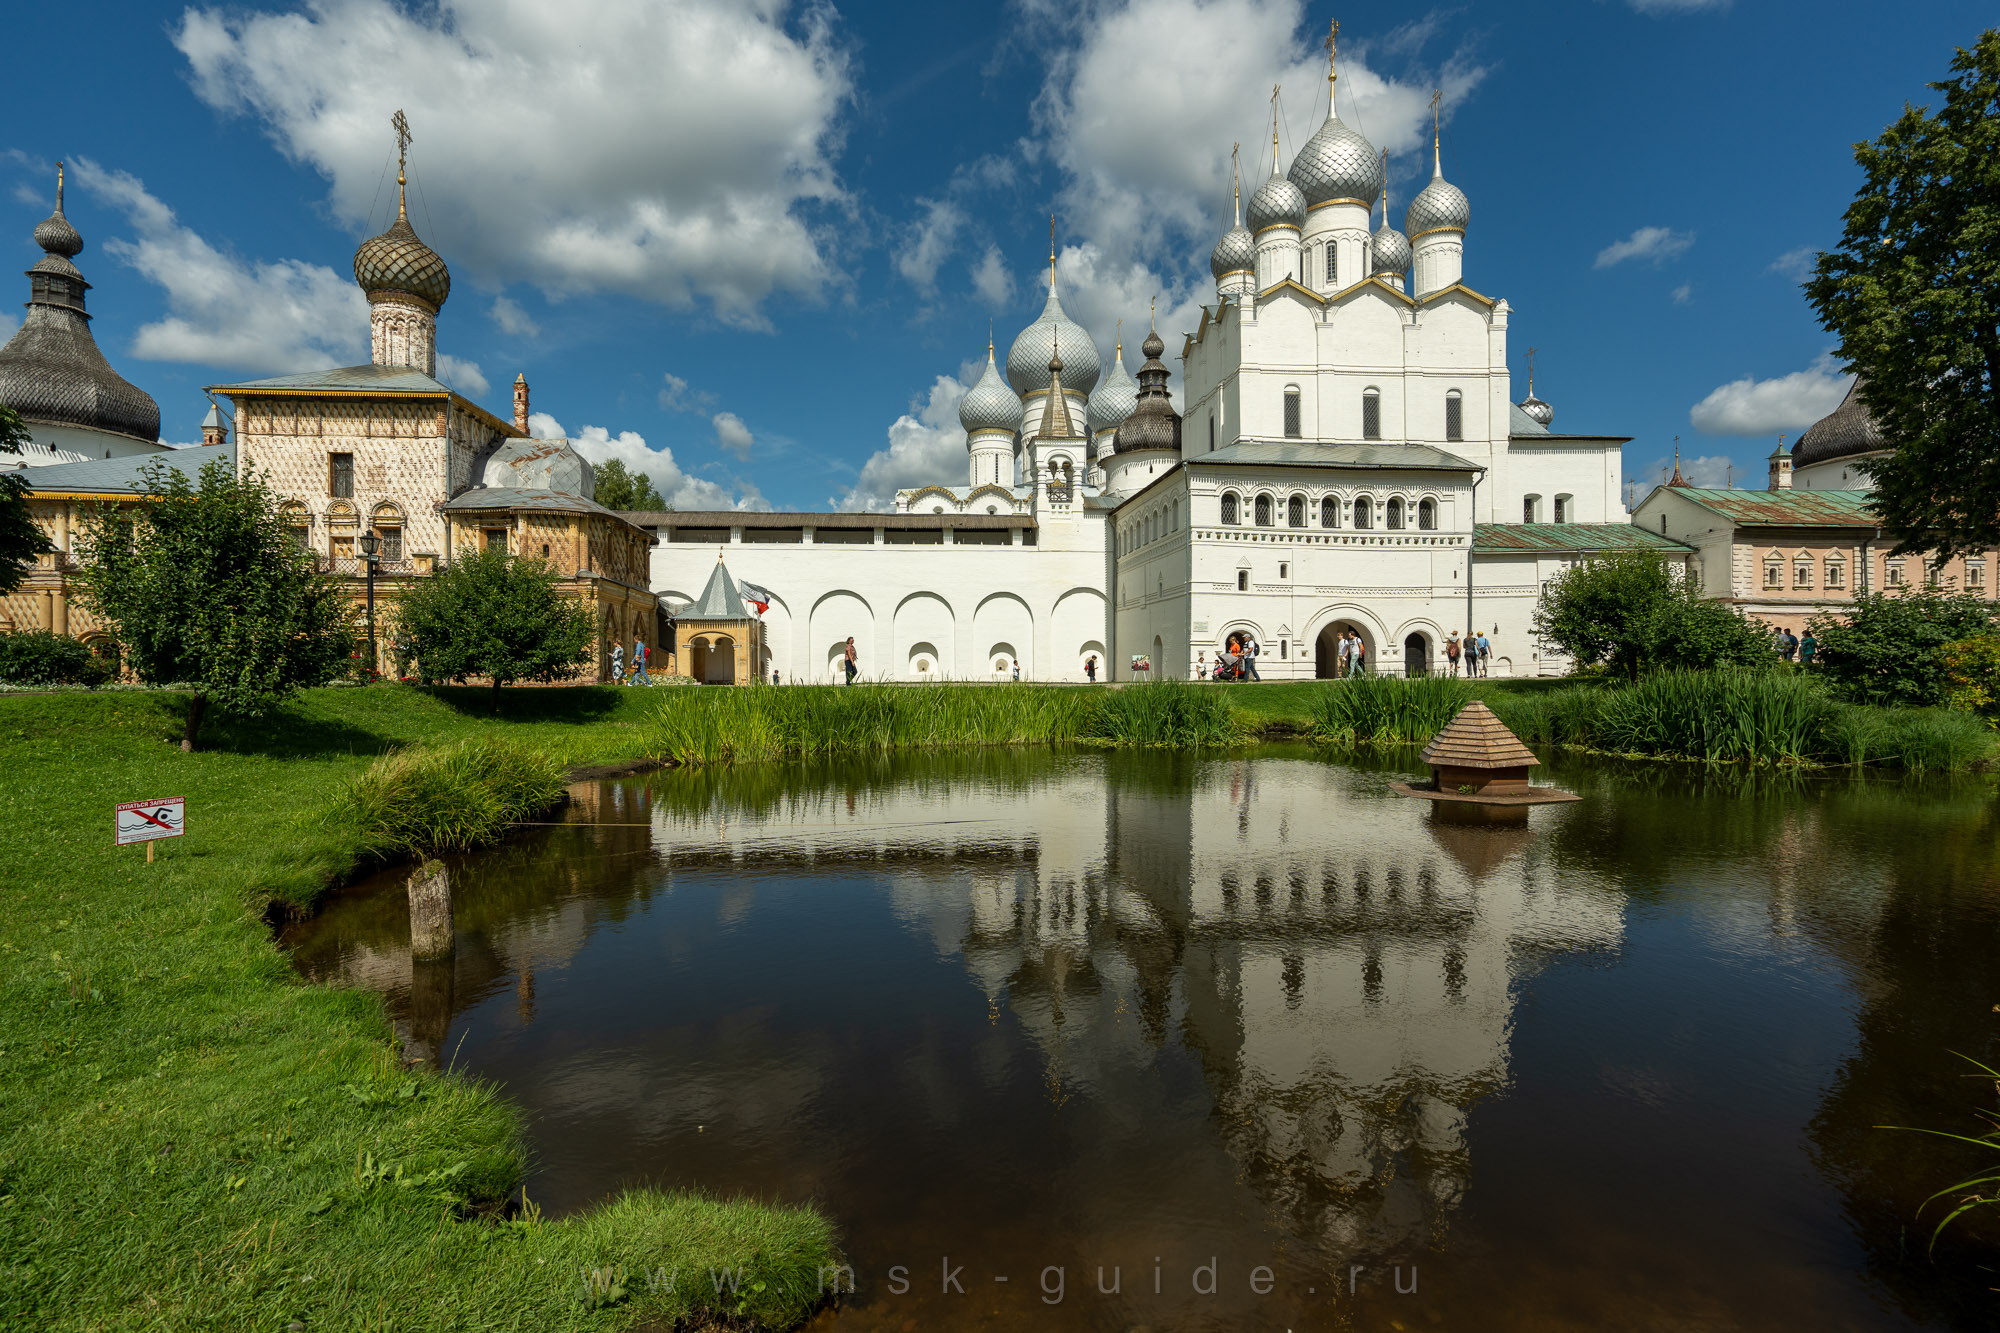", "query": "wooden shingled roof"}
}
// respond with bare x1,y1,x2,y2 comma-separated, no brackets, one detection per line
1419,702,1540,770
